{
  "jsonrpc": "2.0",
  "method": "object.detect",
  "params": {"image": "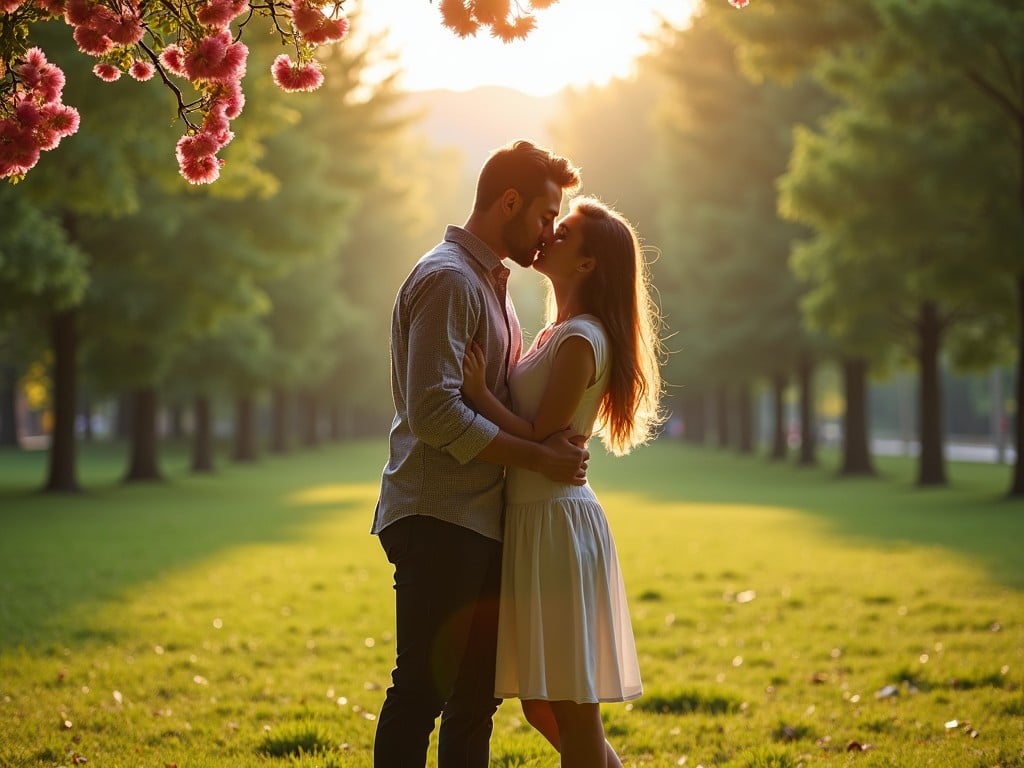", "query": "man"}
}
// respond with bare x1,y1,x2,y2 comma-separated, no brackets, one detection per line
372,140,588,767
